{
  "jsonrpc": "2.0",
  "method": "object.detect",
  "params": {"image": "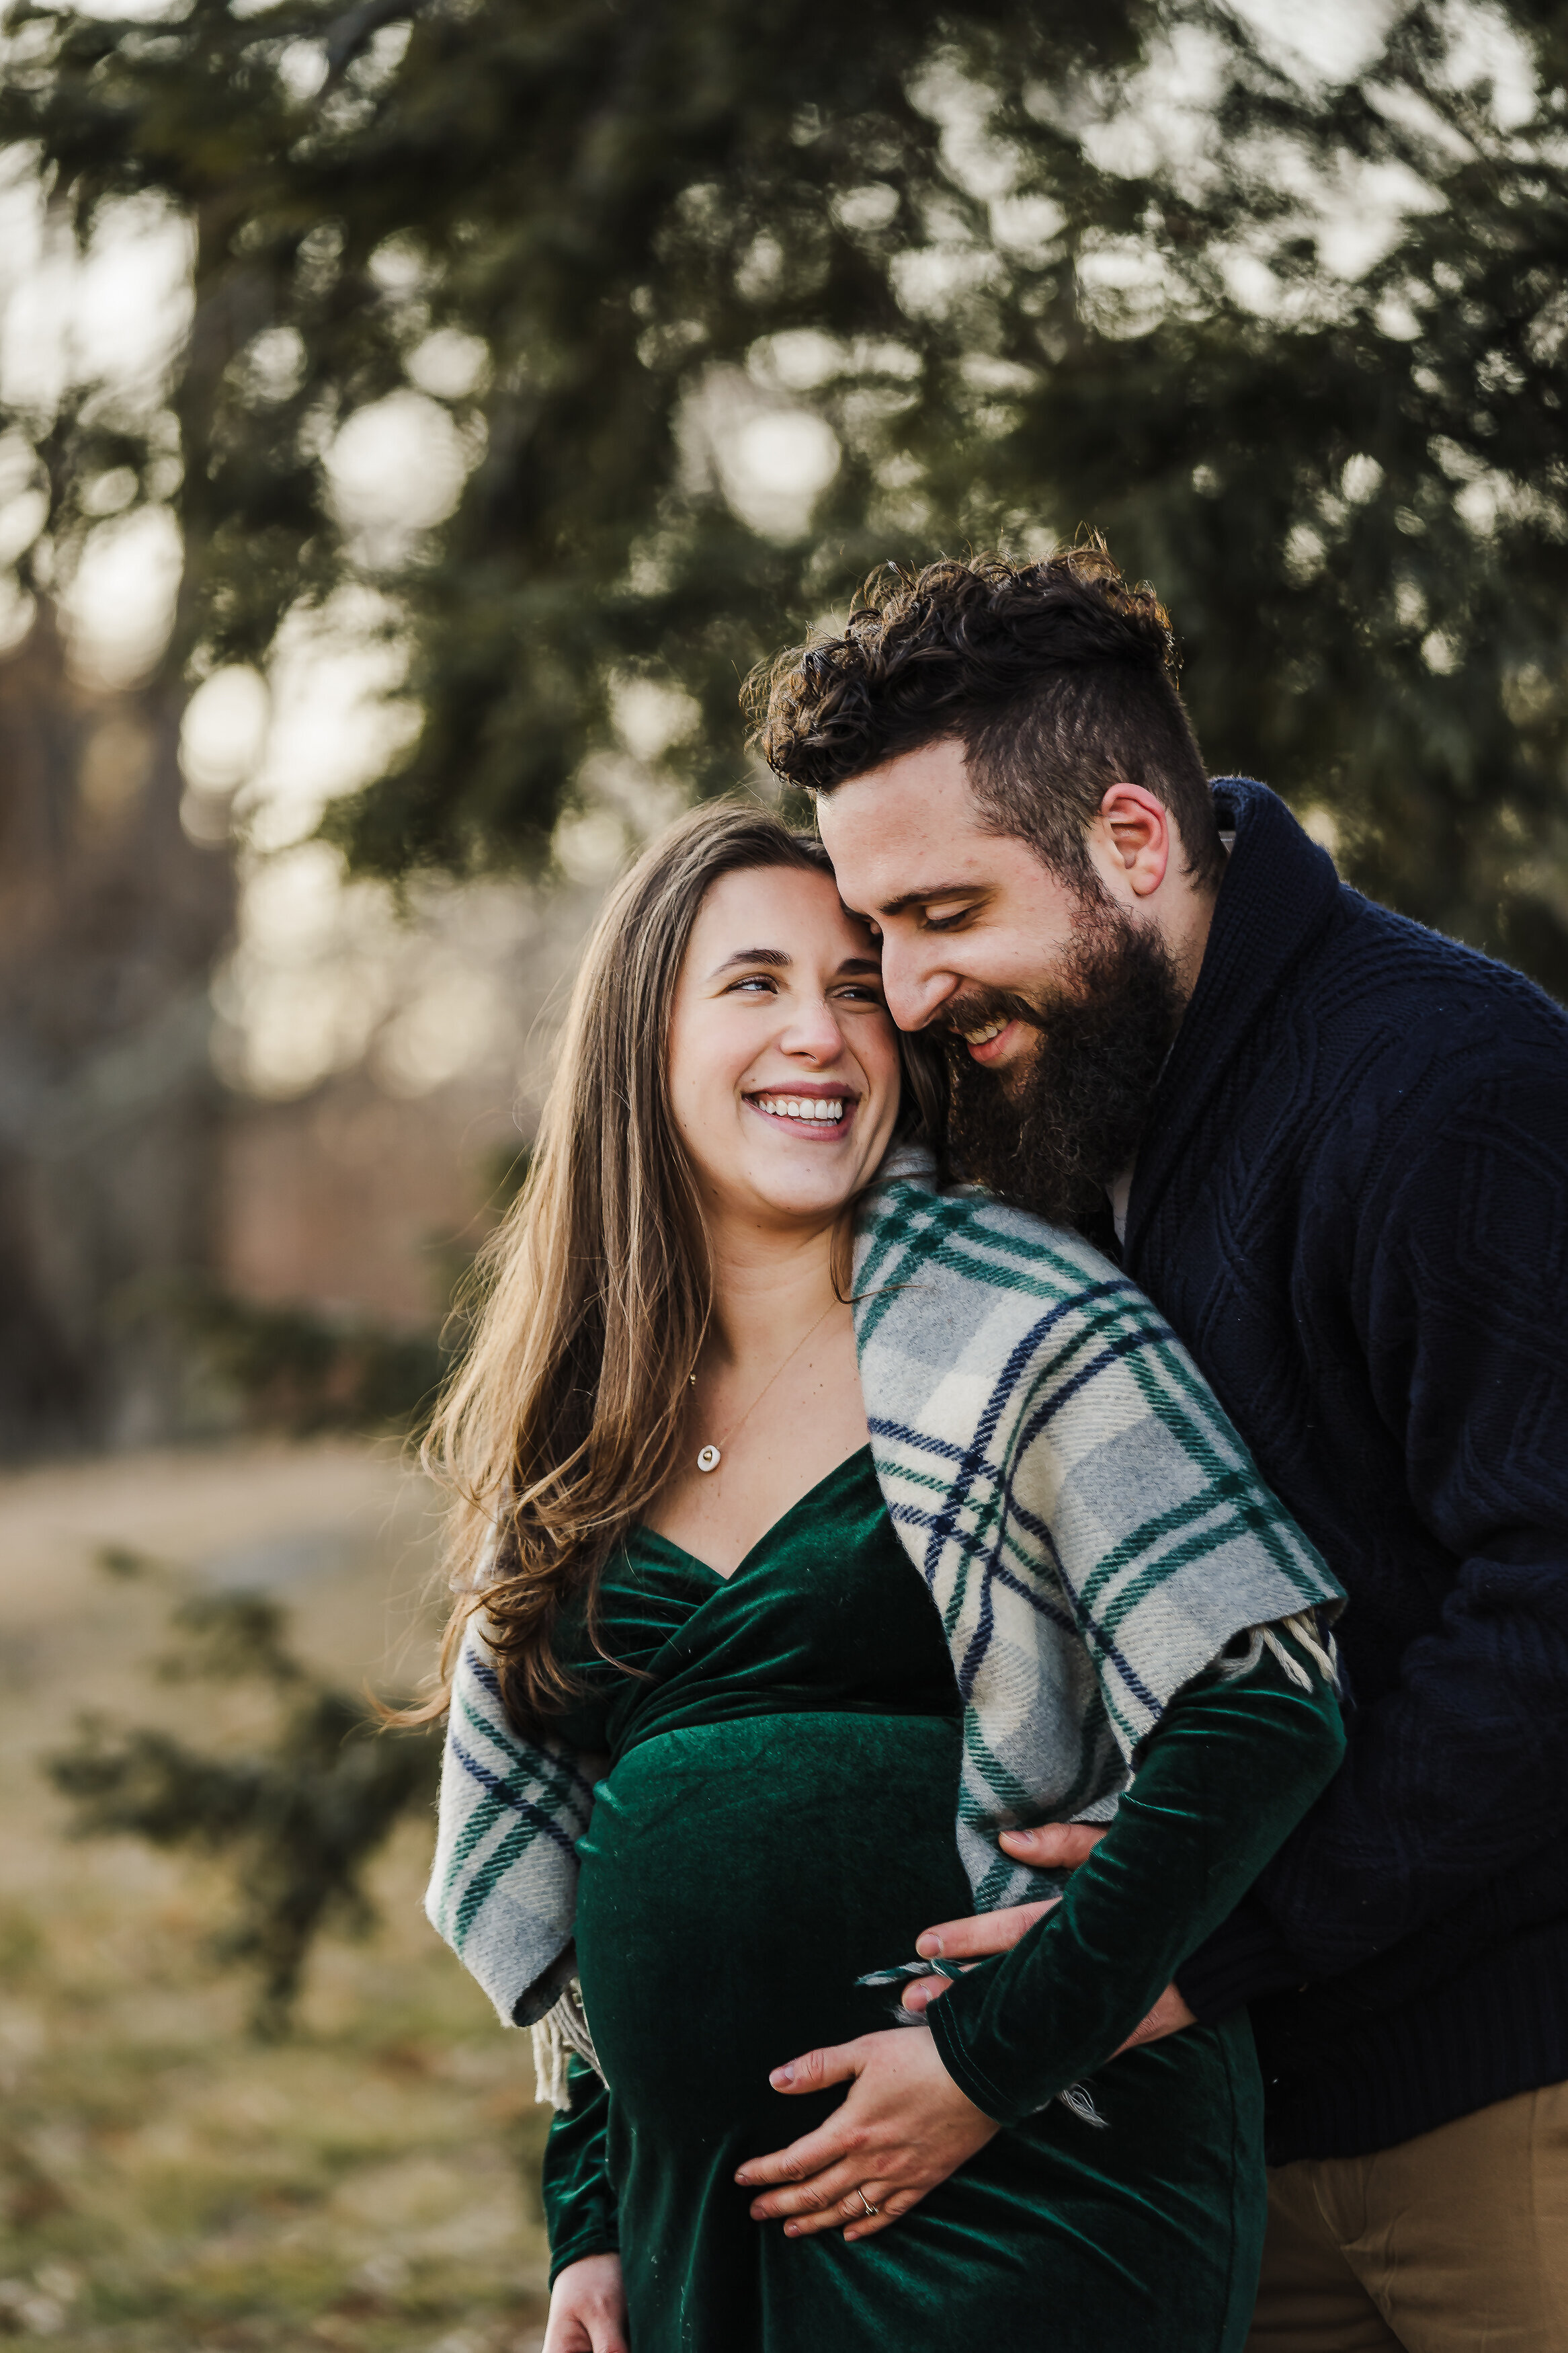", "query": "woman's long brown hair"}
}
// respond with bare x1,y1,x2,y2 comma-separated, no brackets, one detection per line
418,799,946,1732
